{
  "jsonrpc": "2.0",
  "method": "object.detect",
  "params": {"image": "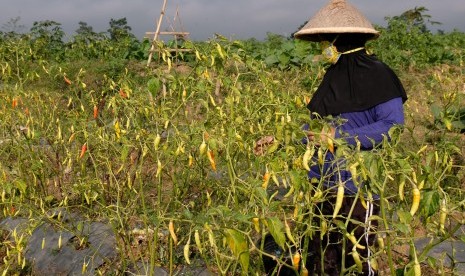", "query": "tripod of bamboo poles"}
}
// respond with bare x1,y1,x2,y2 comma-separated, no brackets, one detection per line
146,0,191,66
